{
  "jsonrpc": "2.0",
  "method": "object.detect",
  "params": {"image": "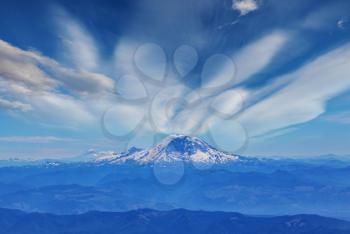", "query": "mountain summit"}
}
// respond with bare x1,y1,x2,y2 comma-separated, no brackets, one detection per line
95,134,239,164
